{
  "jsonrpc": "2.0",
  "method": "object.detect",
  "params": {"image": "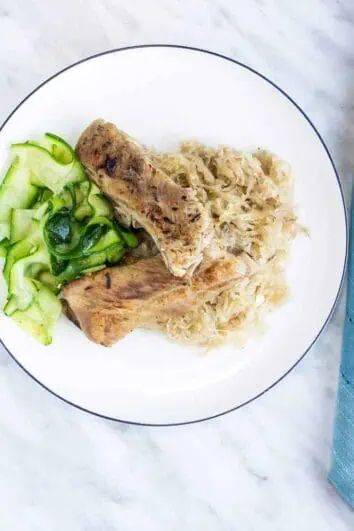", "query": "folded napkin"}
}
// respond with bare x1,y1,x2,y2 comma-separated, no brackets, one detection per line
328,197,353,507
